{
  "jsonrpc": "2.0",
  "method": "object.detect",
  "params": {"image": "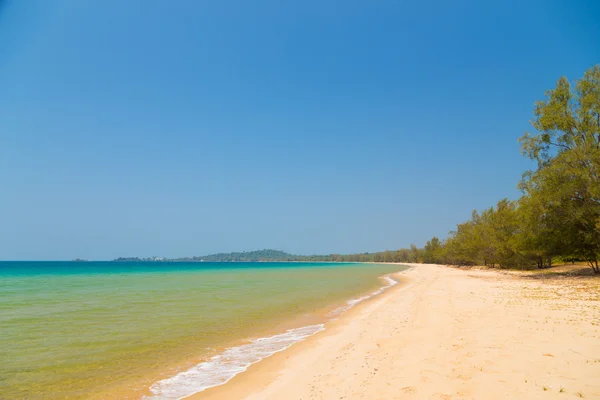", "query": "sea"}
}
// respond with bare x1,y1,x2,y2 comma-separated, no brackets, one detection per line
0,261,407,399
